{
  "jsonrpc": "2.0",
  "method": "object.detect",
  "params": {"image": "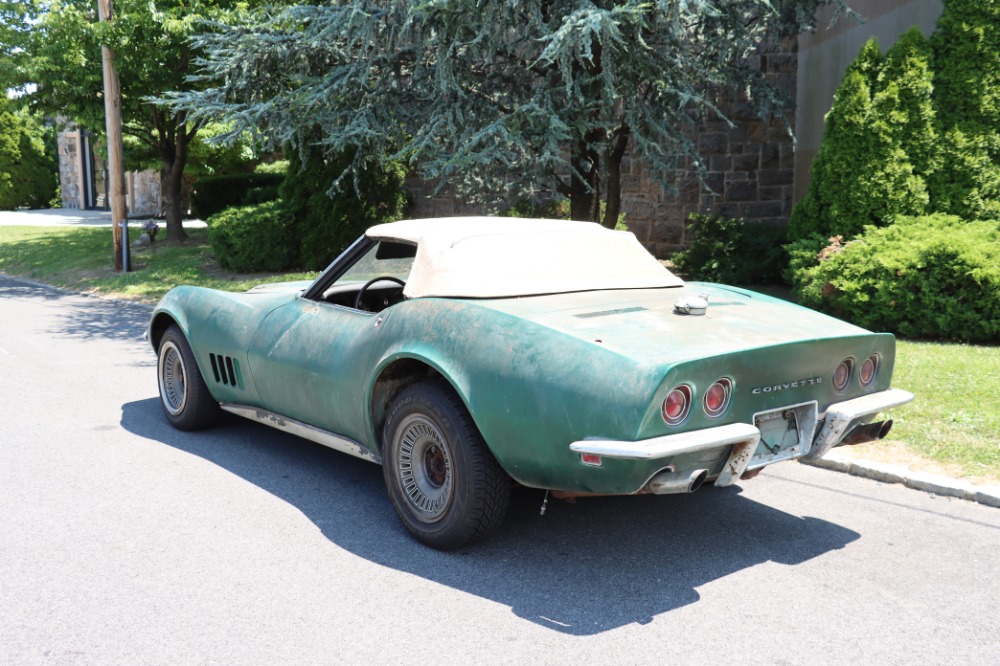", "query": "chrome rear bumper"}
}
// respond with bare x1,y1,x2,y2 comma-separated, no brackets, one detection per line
569,388,914,486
